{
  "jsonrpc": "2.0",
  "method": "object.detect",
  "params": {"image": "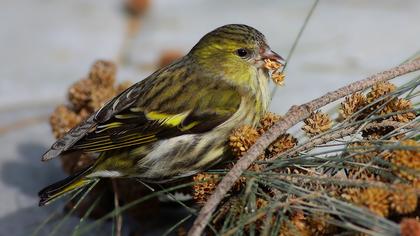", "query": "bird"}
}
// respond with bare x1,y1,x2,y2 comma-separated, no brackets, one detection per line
38,24,284,206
